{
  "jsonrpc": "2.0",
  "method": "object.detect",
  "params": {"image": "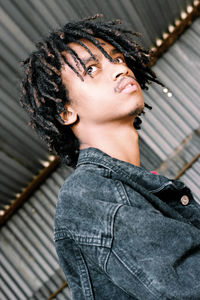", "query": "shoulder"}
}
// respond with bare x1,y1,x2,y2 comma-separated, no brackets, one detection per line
54,165,123,244
56,164,119,219
59,164,110,198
